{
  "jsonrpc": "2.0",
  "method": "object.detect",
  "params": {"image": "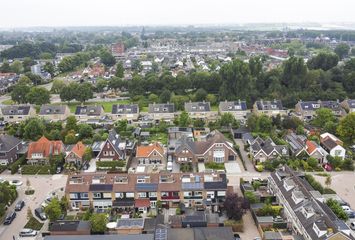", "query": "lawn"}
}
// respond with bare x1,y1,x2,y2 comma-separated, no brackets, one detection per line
2,99,14,105
149,132,168,145
59,99,131,113
205,162,225,170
